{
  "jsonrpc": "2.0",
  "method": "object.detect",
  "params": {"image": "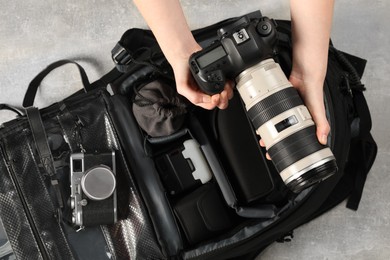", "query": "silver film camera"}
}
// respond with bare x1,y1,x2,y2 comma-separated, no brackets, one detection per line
189,15,337,193
70,152,117,228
